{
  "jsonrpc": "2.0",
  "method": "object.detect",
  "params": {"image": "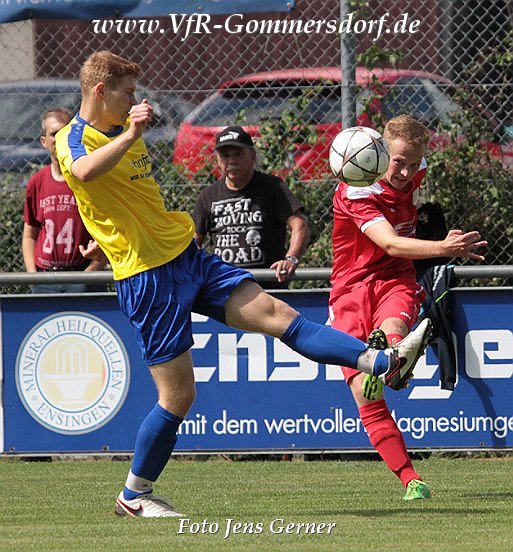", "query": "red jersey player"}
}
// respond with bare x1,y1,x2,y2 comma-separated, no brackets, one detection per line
329,114,487,500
